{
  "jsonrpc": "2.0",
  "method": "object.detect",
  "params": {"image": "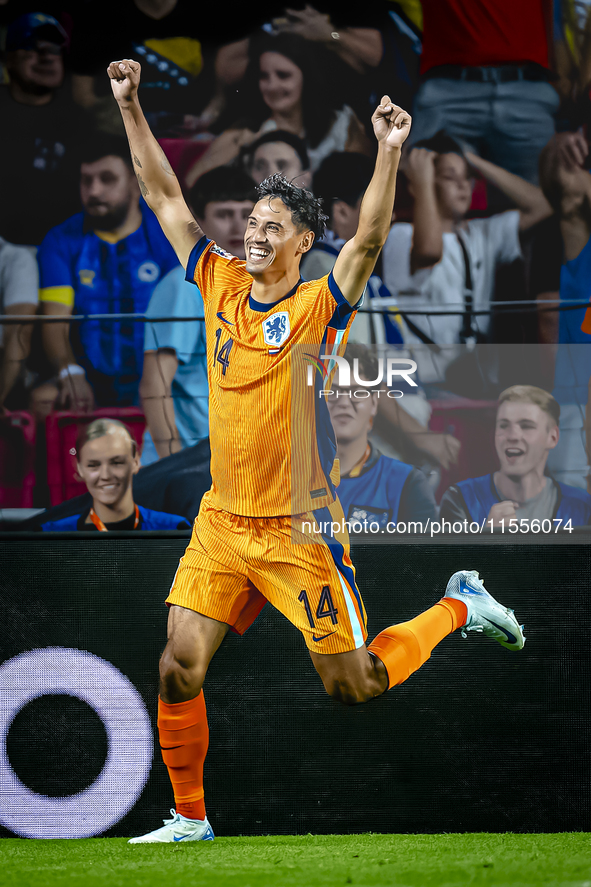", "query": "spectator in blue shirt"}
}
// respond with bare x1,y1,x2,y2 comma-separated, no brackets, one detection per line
327,345,438,530
439,386,591,527
140,166,255,464
41,418,189,531
39,135,179,410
